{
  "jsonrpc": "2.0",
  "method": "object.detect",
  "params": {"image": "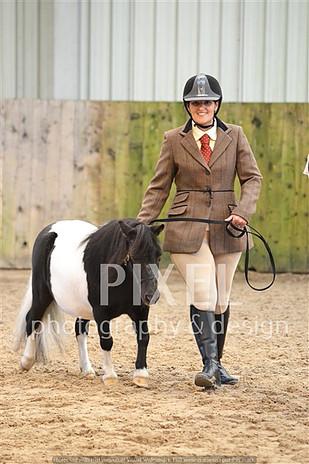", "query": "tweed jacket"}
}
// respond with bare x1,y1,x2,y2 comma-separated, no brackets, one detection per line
137,118,262,255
